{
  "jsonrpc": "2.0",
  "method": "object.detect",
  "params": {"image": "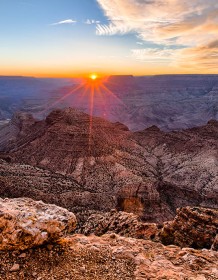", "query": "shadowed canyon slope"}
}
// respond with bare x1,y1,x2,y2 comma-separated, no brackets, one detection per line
0,108,217,223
